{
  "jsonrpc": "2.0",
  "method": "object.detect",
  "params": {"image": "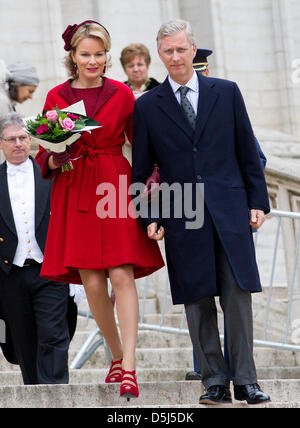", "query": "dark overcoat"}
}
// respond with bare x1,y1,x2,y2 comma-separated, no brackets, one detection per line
0,157,77,364
132,73,270,305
